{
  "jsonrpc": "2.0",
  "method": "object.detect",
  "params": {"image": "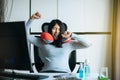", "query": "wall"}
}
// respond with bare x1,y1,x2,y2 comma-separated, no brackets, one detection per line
31,0,113,32
5,0,113,78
